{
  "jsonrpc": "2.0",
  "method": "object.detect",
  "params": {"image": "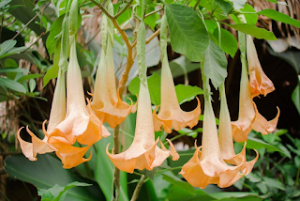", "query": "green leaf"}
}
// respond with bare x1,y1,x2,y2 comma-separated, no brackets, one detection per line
17,74,43,82
175,84,203,104
4,58,18,67
213,28,238,58
226,23,277,40
211,192,265,201
38,182,91,201
246,136,289,157
5,154,100,200
0,77,26,93
46,15,65,57
29,79,36,92
258,9,300,28
0,40,16,56
162,174,195,195
128,73,202,105
227,0,247,10
292,76,300,115
203,39,227,88
242,4,258,25
0,67,28,74
166,4,209,62
263,177,285,190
